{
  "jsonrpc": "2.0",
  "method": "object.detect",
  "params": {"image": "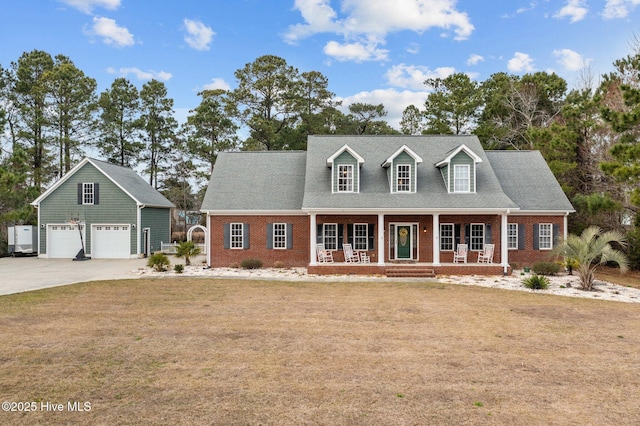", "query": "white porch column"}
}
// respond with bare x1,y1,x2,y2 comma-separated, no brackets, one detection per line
501,212,509,275
309,213,317,266
377,213,385,266
432,213,440,265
